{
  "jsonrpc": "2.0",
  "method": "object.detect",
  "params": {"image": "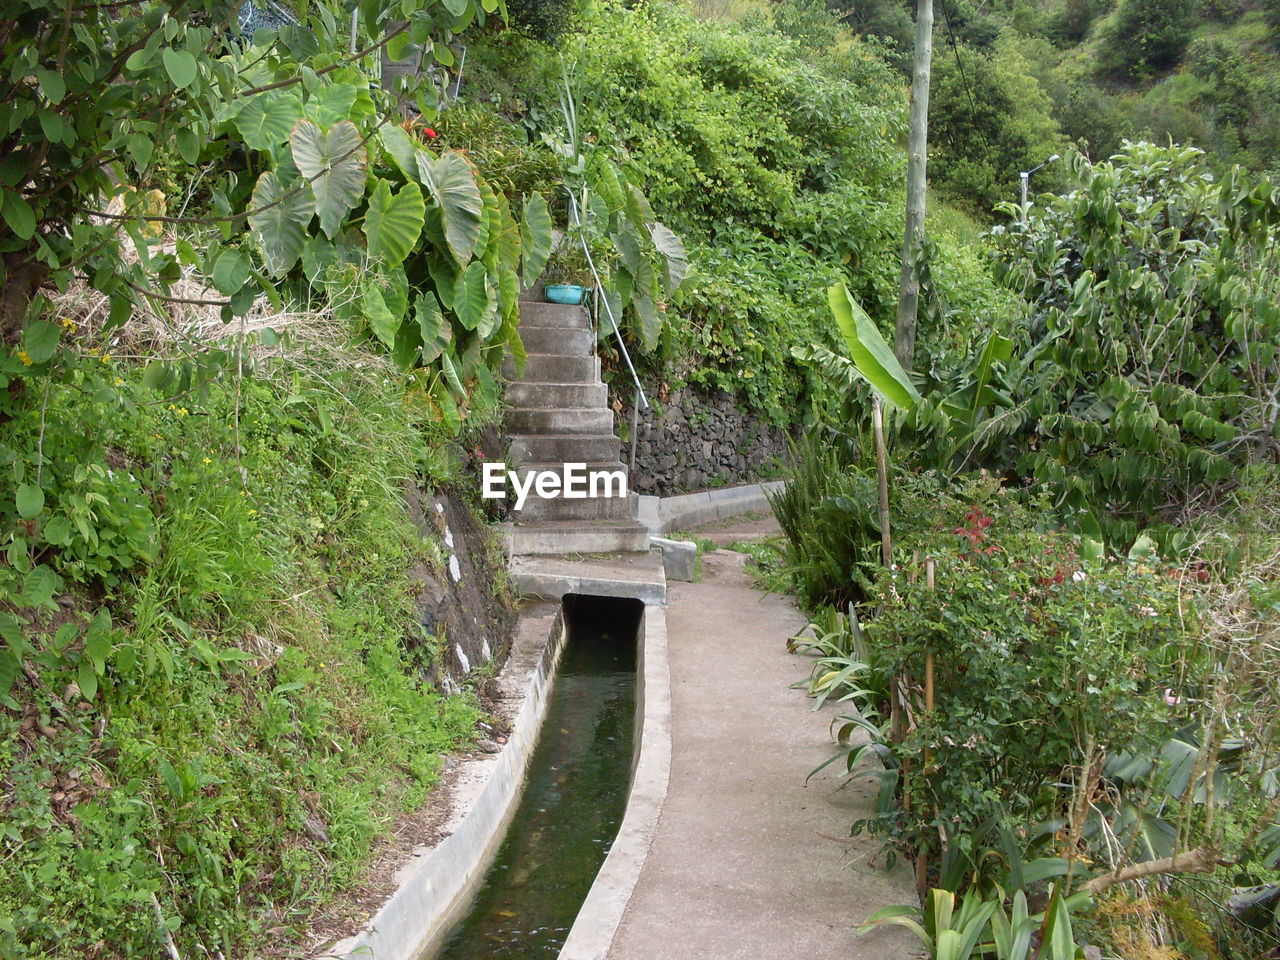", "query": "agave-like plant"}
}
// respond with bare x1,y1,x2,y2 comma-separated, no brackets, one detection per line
859,886,1092,960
